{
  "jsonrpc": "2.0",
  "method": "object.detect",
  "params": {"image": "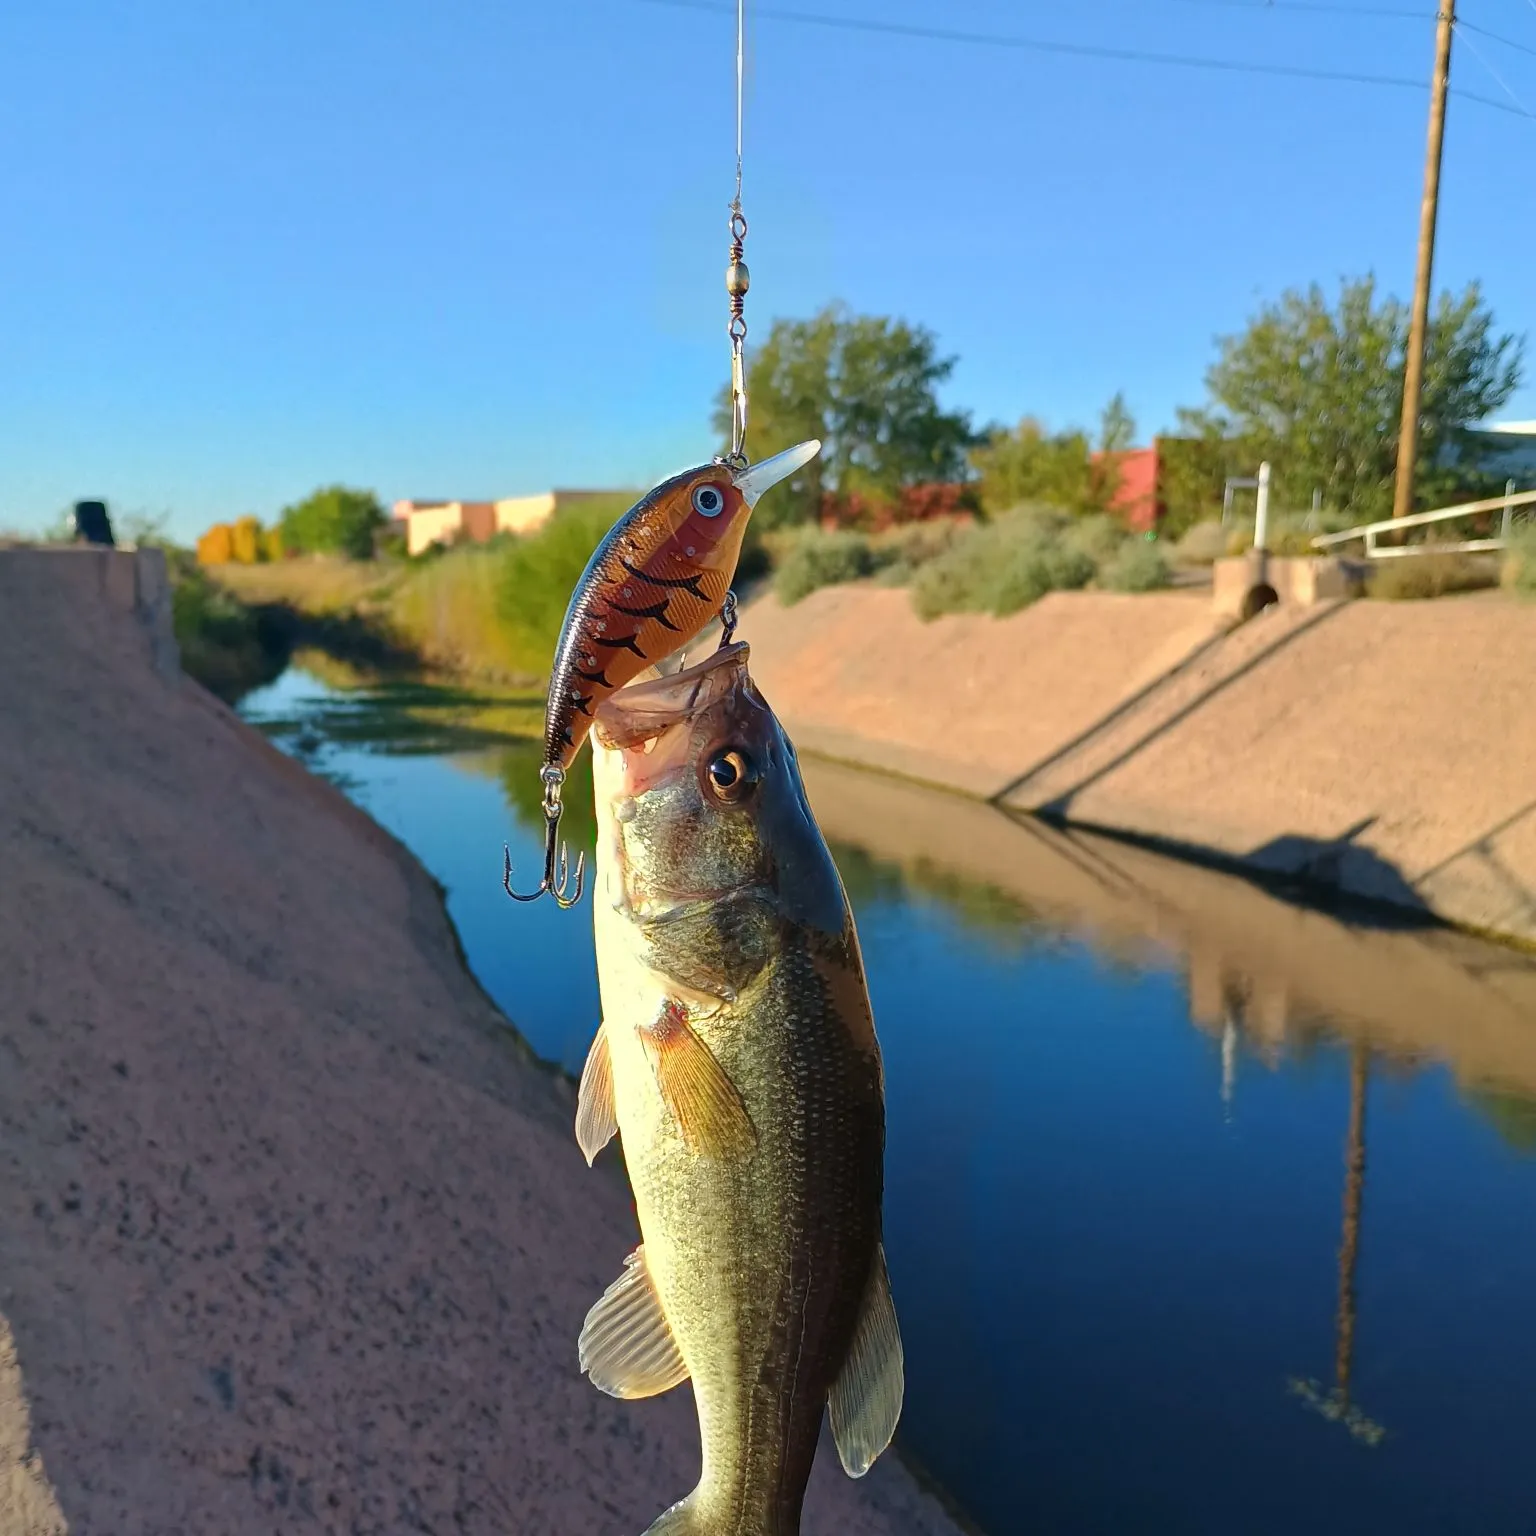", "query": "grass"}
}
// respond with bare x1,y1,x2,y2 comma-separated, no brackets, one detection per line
169,556,288,701
1365,550,1500,601
204,493,642,686
213,556,403,613
1502,522,1536,600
